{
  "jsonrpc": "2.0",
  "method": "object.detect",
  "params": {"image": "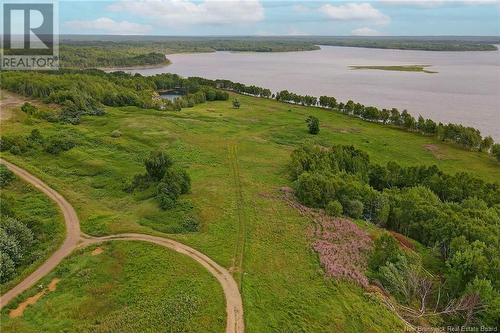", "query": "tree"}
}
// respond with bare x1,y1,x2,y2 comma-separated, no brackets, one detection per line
343,199,363,219
232,98,240,109
306,116,320,135
389,108,402,125
480,136,494,152
145,151,173,181
492,144,500,162
380,109,390,124
369,234,402,271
